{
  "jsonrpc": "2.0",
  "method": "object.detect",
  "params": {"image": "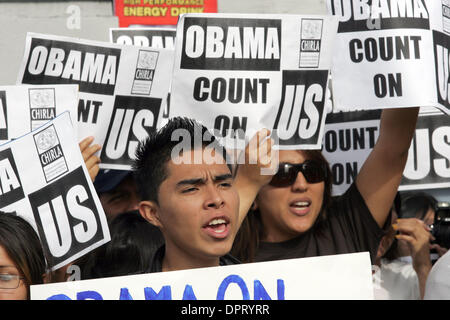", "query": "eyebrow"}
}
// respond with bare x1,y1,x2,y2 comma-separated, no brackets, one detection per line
176,173,233,187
